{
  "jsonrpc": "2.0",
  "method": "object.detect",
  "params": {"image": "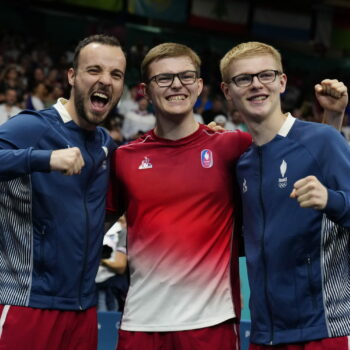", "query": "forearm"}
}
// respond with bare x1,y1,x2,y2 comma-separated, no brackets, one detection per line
0,147,51,181
101,252,127,274
322,109,344,131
